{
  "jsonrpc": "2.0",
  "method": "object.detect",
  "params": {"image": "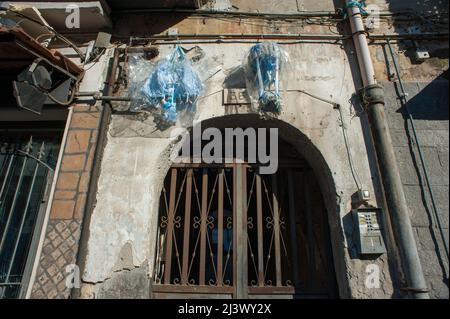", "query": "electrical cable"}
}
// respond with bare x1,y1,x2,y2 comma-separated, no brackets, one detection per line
1,7,86,61
289,89,363,190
